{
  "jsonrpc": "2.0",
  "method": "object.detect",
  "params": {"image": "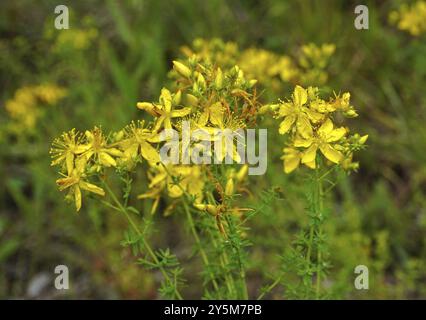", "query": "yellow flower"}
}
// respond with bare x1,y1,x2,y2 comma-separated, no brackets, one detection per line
295,119,347,165
50,129,90,174
119,121,160,165
276,85,322,137
137,88,192,132
194,120,243,164
280,147,316,173
139,163,205,204
5,84,66,131
83,127,123,167
197,101,224,127
389,1,426,36
330,92,358,117
56,158,105,212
